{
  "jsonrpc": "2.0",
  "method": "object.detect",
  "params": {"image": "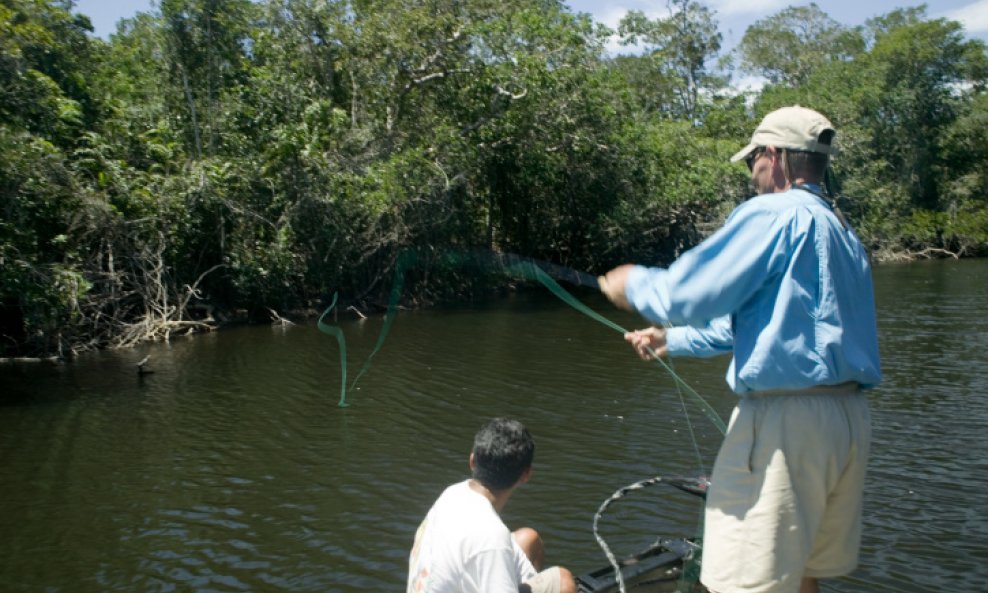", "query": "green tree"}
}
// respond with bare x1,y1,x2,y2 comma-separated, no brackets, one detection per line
0,0,98,143
861,11,988,211
0,0,104,354
159,0,256,158
738,3,864,87
617,0,723,122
